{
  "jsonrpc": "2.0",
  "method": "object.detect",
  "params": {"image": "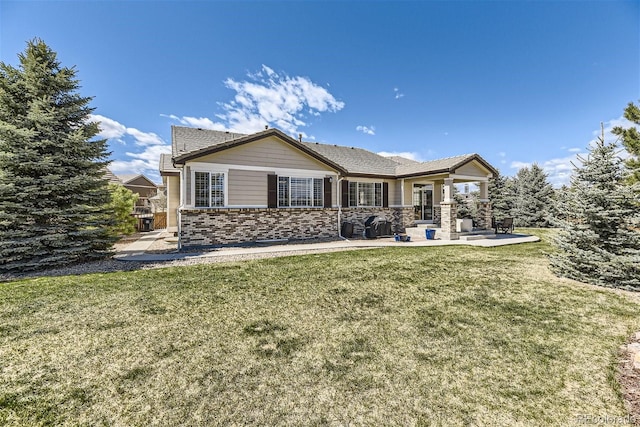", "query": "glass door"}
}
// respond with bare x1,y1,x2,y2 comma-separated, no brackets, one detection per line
413,184,433,221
